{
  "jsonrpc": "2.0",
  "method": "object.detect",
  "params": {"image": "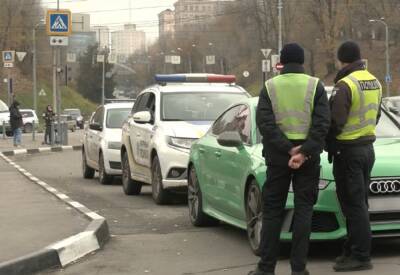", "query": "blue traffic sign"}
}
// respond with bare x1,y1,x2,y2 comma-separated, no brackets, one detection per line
2,51,15,62
46,9,72,36
385,74,392,83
